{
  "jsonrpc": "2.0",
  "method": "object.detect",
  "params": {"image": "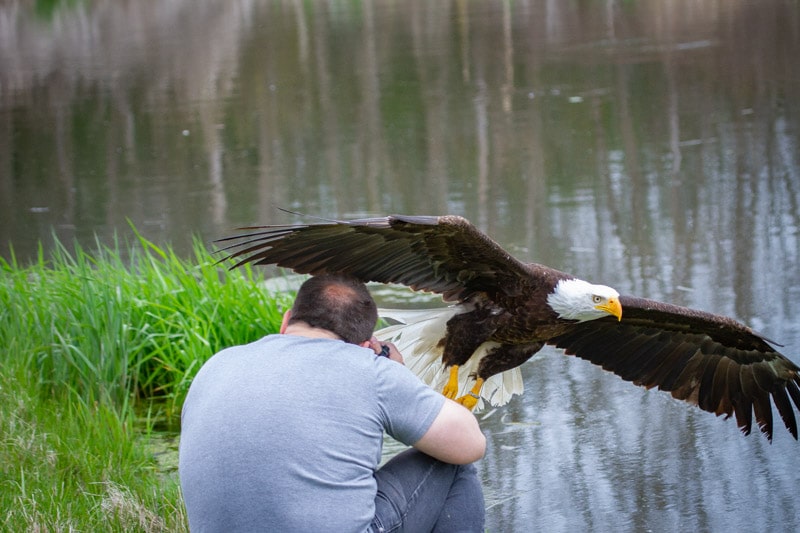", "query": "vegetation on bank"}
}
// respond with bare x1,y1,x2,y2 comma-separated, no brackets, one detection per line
0,232,291,531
